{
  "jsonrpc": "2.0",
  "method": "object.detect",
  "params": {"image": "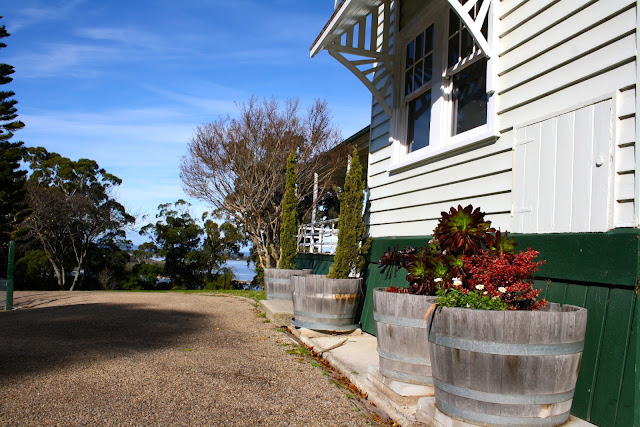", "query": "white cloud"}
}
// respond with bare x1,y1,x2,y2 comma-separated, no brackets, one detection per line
7,0,85,33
